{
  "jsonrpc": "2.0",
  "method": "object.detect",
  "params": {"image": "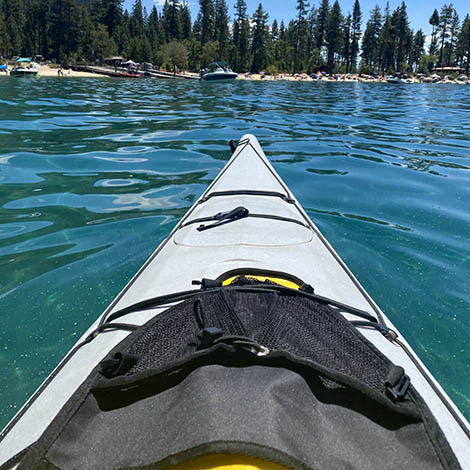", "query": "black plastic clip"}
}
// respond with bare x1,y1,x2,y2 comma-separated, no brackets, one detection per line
197,206,249,231
192,278,223,289
197,327,224,350
386,366,411,400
